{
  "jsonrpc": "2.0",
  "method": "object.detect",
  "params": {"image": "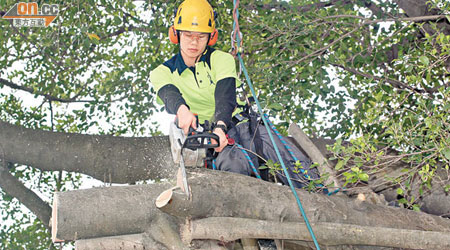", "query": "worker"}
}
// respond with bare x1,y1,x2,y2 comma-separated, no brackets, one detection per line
150,0,319,187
